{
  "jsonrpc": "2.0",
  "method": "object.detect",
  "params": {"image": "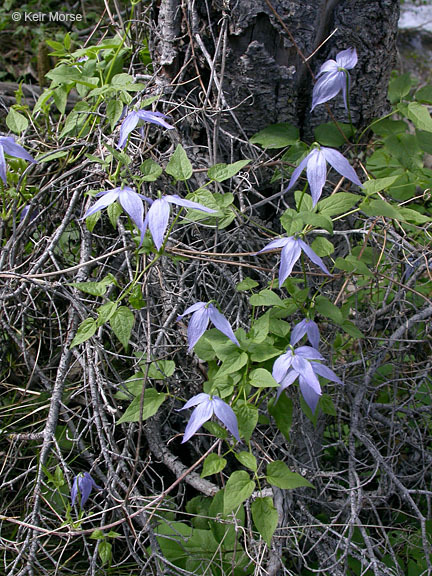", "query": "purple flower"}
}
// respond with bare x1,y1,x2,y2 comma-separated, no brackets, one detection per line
179,393,240,443
273,345,342,413
141,194,216,251
118,109,174,149
285,146,362,206
71,472,101,508
311,47,358,112
177,301,240,351
290,318,320,349
81,185,145,235
258,236,331,288
0,136,36,185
